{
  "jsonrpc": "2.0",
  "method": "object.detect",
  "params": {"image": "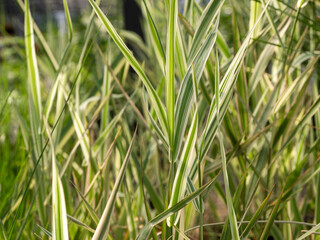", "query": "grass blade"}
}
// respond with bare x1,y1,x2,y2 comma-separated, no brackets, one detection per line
166,0,177,156
174,24,219,160
44,120,69,240
218,132,240,240
167,111,198,226
136,172,221,240
187,0,224,63
92,127,137,240
88,0,168,135
24,0,41,119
